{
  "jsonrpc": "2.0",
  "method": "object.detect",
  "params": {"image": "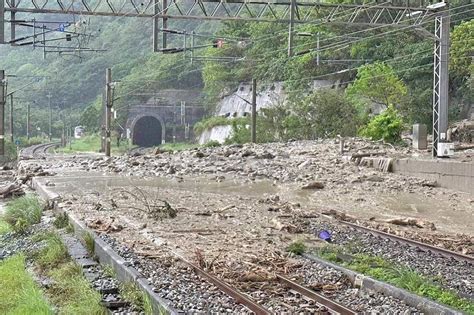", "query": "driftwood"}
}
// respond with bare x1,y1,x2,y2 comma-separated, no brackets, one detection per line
350,152,386,159
0,183,25,198
301,182,325,190
321,209,356,222
381,217,436,230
